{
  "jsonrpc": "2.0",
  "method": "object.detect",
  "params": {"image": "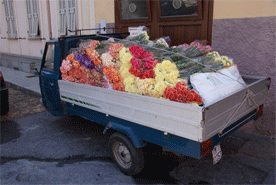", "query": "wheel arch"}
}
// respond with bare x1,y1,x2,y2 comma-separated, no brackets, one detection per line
104,122,146,148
